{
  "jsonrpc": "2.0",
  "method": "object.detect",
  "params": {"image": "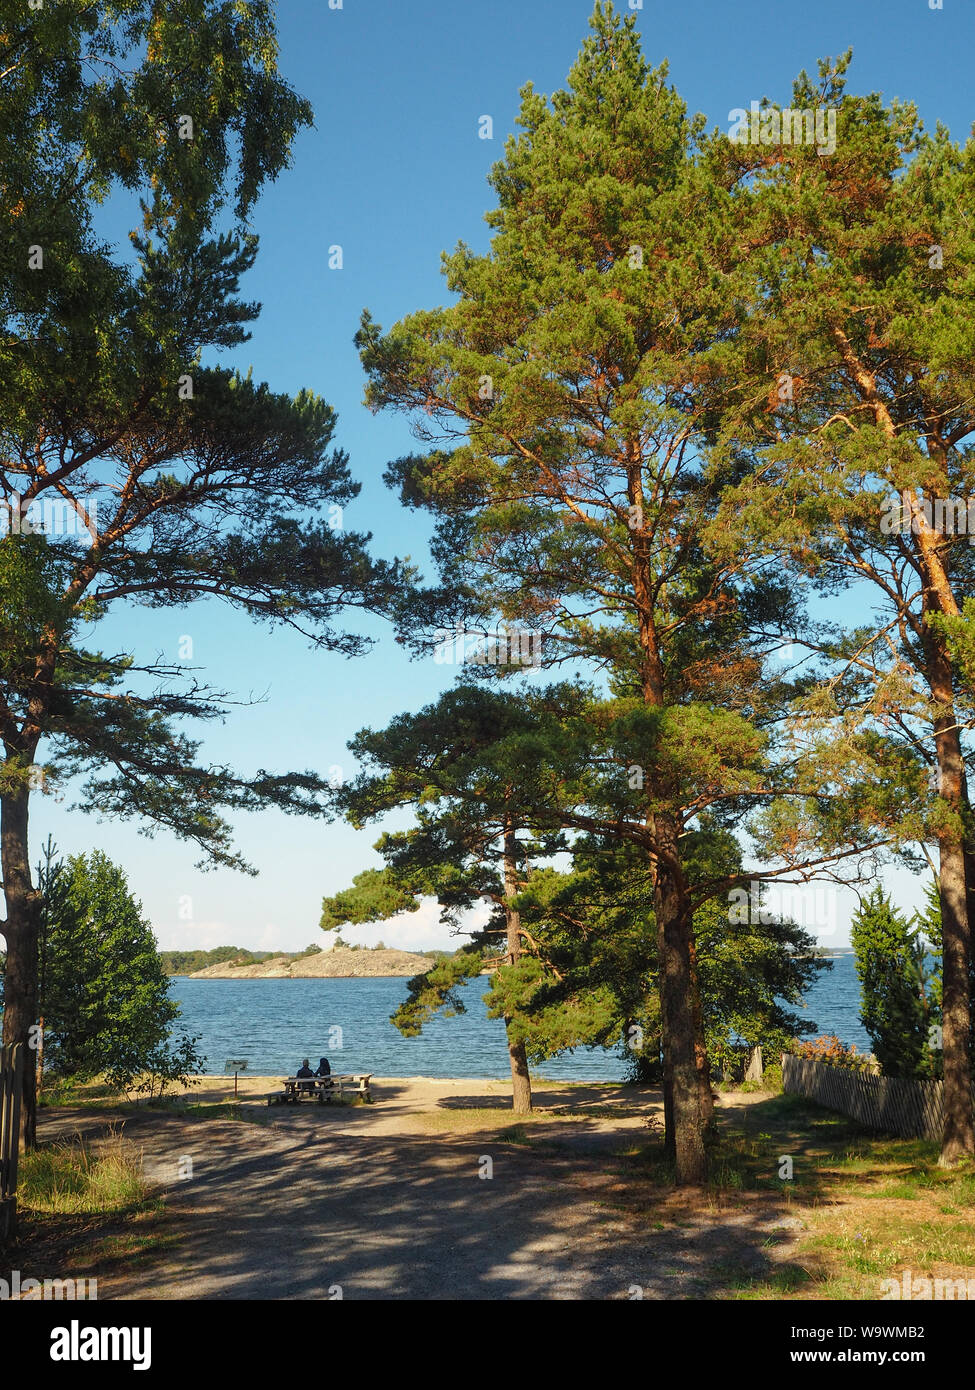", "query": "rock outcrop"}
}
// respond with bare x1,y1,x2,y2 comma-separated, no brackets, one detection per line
188,947,434,979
